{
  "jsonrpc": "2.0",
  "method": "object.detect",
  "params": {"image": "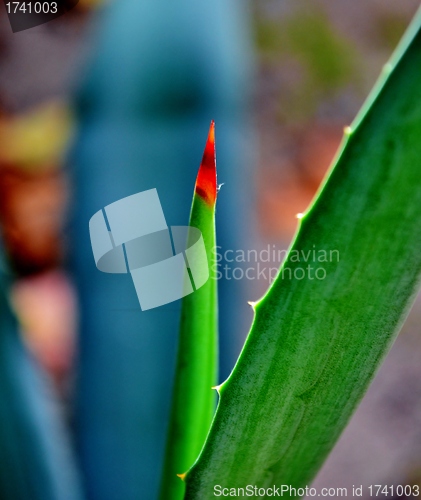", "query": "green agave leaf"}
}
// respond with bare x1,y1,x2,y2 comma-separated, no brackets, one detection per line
160,122,218,499
185,8,421,498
